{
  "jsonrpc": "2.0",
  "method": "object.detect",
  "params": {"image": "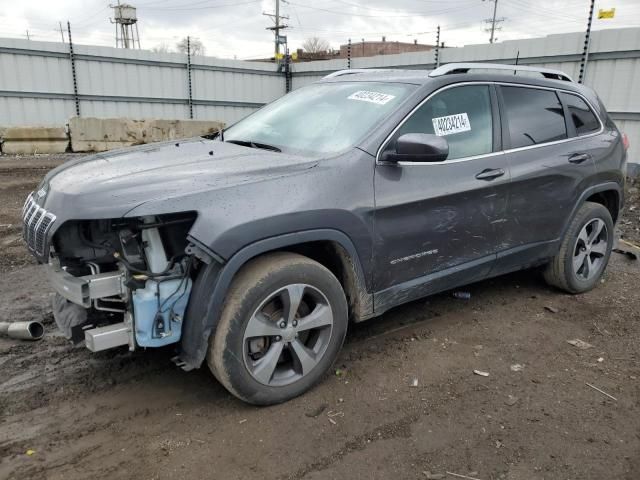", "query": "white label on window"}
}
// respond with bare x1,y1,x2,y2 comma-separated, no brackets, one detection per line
348,90,396,105
432,113,471,136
